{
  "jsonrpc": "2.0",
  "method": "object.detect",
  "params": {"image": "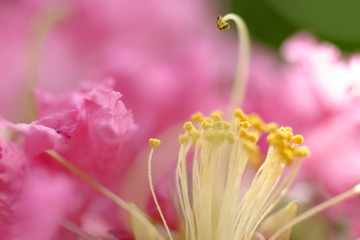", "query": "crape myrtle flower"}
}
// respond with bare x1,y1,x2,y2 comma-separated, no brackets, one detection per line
0,82,136,239
46,14,360,240
0,0,235,126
